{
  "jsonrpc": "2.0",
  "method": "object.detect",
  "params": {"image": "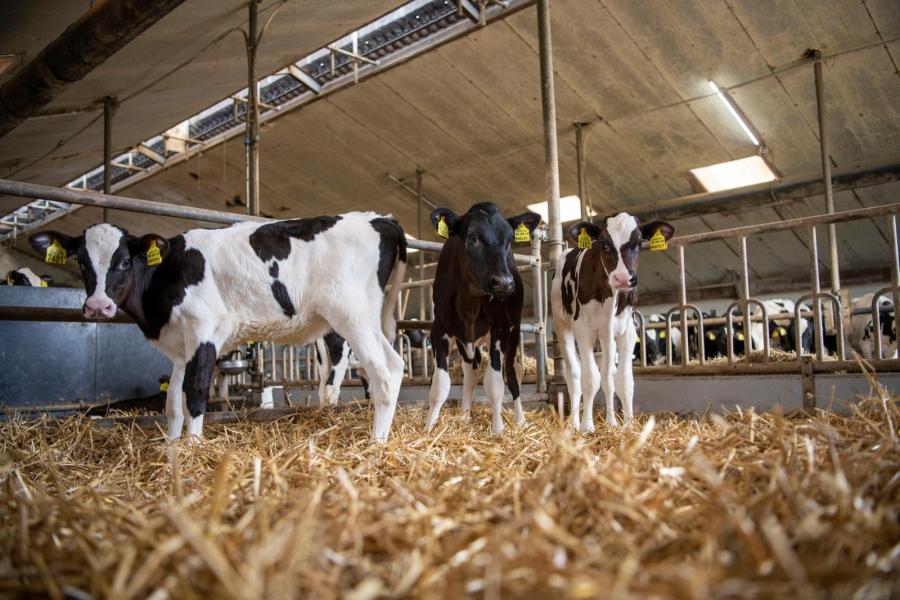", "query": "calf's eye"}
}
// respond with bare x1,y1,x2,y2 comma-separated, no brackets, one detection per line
120,258,132,270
